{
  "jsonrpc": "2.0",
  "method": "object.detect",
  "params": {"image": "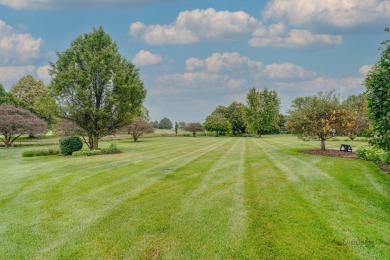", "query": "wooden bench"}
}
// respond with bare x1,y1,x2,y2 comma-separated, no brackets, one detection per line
340,144,352,152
